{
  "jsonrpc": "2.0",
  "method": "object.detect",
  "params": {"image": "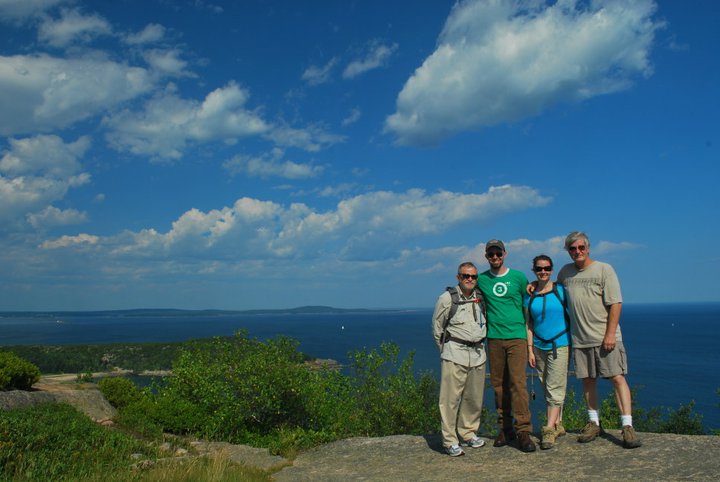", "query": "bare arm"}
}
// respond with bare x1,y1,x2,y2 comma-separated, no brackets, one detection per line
525,307,536,368
603,302,622,351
